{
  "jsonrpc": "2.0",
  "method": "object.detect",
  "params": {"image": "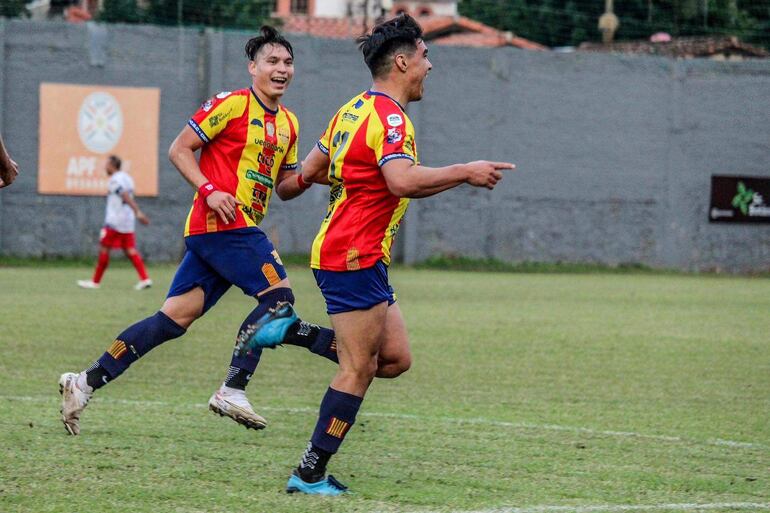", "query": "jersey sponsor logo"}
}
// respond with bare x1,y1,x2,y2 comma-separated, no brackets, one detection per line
250,118,263,127
254,138,284,153
353,99,365,109
208,109,231,128
266,121,275,137
278,129,290,142
341,112,359,123
386,127,403,144
257,152,275,168
245,169,274,188
216,91,231,99
386,113,403,127
77,92,123,154
404,134,415,154
202,100,213,112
